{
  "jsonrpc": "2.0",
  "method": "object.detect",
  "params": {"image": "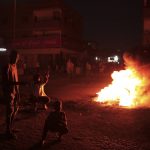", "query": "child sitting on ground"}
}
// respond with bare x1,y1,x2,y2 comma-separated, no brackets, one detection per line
41,100,68,145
